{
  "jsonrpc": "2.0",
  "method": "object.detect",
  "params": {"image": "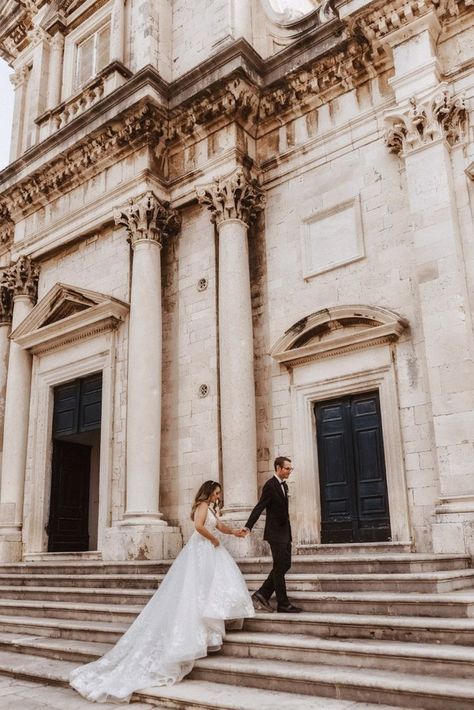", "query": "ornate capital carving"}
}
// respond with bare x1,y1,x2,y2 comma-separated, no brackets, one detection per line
9,255,39,301
195,169,265,228
10,65,30,89
385,88,467,156
50,33,65,51
0,272,14,326
114,192,181,248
